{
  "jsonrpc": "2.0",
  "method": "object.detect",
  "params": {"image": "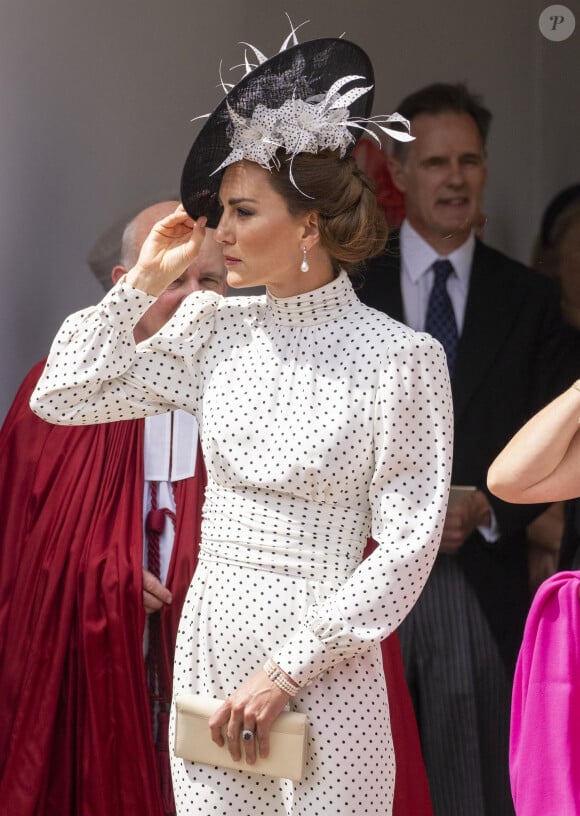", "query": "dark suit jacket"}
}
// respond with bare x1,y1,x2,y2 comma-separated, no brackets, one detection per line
358,237,578,670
